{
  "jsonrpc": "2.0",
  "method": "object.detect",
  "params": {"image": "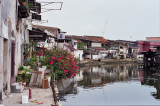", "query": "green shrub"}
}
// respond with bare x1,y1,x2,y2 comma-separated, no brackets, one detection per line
18,66,24,71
